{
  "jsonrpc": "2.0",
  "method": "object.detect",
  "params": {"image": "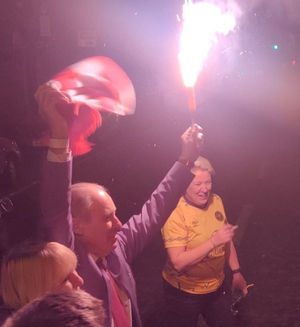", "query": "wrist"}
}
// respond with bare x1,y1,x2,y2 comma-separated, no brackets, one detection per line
50,126,68,139
178,158,194,169
49,138,69,149
232,267,242,275
210,236,216,249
